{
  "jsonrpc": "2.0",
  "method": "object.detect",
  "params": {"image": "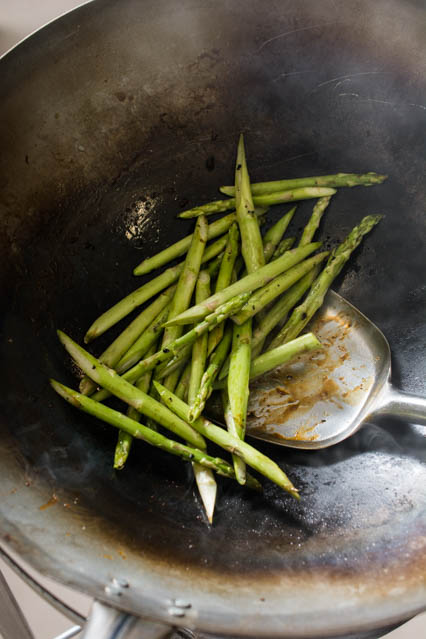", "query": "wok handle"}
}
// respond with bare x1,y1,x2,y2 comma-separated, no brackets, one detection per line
81,600,173,639
371,385,426,425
